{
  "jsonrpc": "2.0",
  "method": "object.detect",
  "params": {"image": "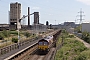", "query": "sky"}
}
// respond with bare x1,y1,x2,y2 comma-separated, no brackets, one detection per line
0,0,90,25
